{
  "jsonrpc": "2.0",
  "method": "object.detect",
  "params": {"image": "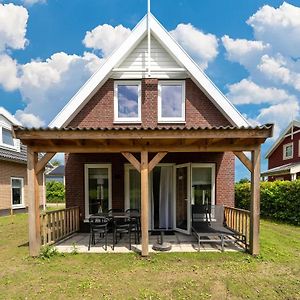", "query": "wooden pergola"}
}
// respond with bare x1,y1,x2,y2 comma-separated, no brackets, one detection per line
14,125,273,257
